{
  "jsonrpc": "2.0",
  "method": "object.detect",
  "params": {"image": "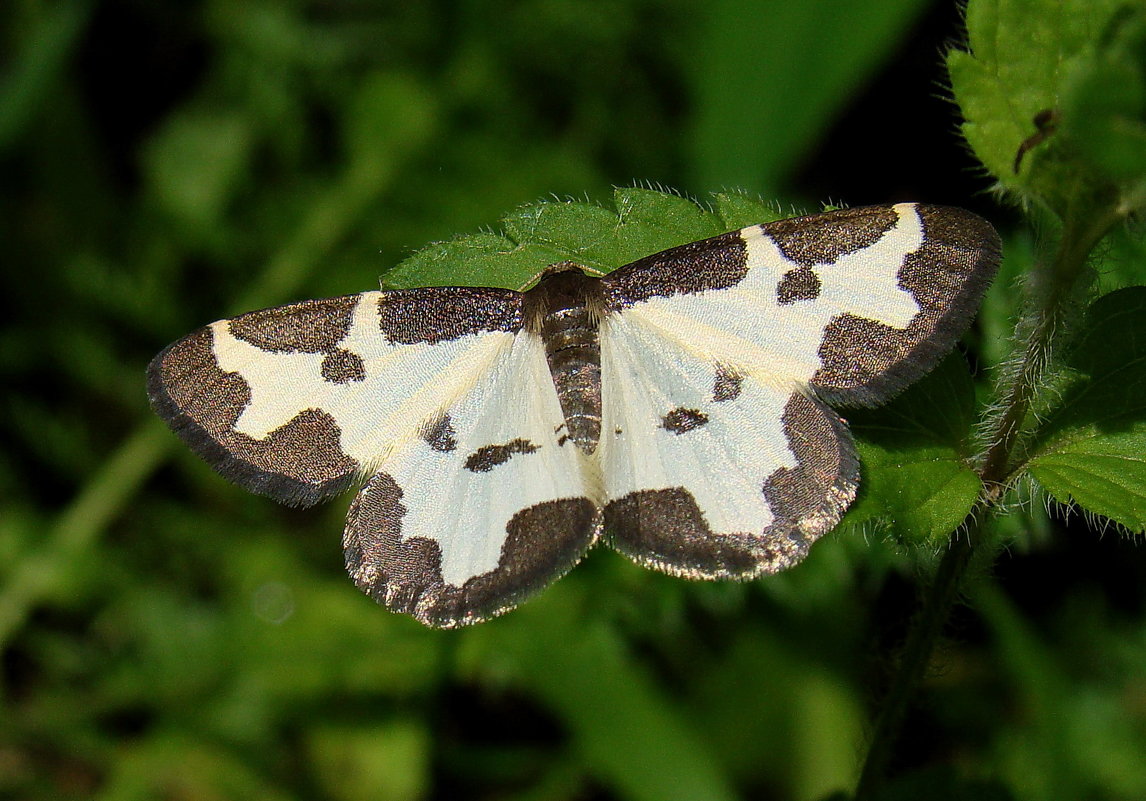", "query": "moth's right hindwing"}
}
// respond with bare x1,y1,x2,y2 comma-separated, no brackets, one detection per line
147,288,524,507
